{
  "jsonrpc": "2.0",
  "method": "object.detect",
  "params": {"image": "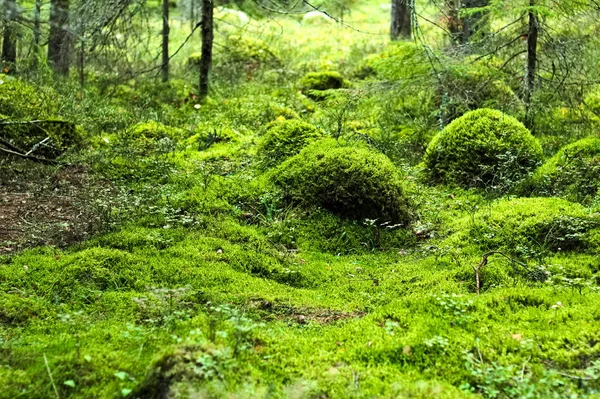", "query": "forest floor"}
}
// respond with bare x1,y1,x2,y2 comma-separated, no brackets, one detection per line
1,1,600,398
